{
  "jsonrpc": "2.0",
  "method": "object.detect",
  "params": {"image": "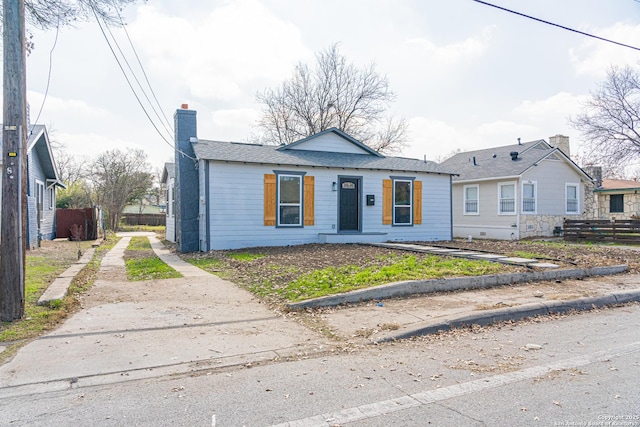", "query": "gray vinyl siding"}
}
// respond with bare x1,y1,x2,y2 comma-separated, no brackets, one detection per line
204,162,451,250
522,158,584,215
452,179,519,239
165,177,176,243
288,133,371,154
27,152,56,245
